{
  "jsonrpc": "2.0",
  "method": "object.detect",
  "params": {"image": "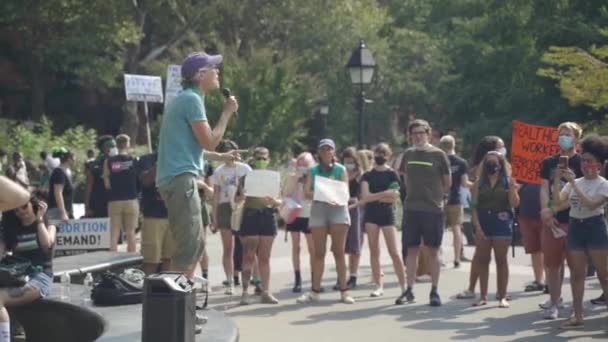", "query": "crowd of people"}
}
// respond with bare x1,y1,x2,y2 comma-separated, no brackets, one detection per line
0,50,607,340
